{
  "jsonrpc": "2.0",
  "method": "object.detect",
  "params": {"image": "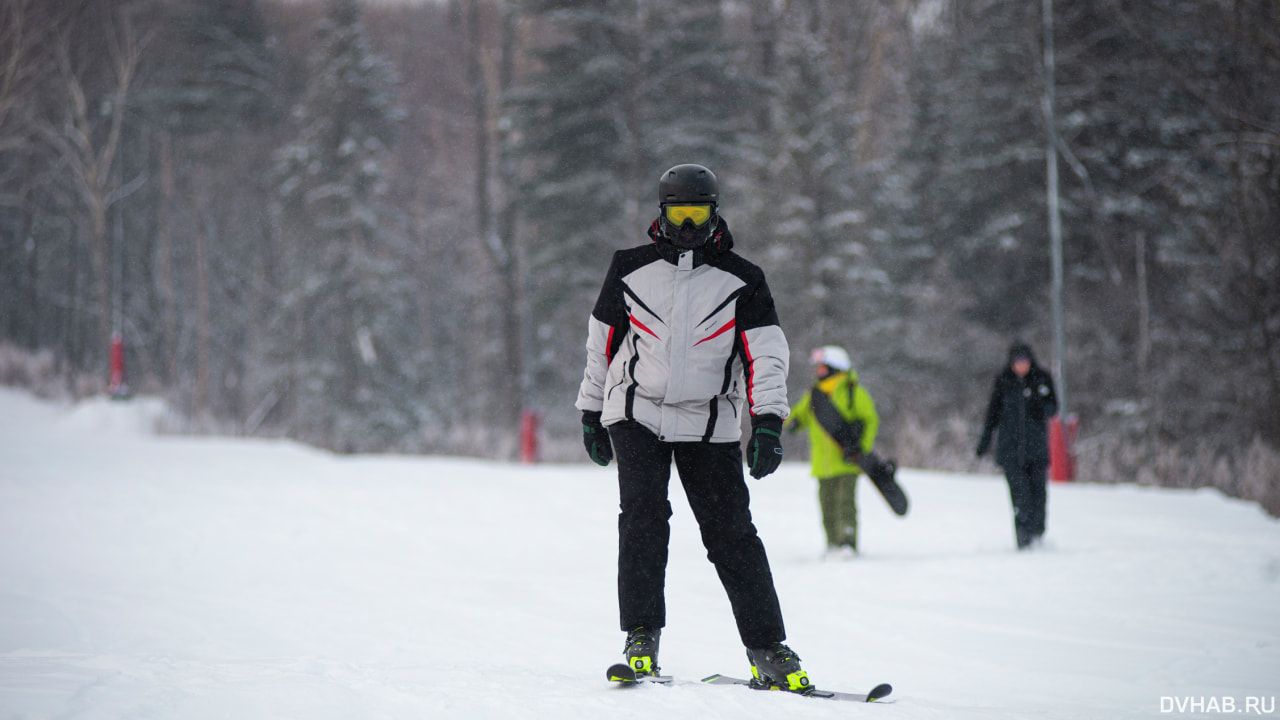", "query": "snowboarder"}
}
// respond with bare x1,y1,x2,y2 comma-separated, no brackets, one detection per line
786,345,883,556
975,339,1059,550
576,163,812,692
